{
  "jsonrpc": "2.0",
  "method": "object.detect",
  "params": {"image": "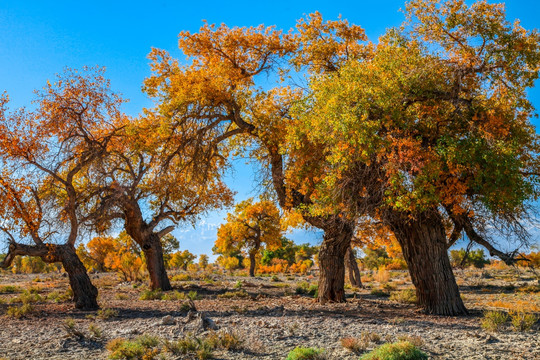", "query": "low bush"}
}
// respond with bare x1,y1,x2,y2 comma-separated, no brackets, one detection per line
6,303,34,318
390,289,417,304
139,289,164,301
286,347,326,360
509,310,537,332
106,334,161,360
481,311,508,332
360,341,428,360
218,290,249,299
341,337,367,354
